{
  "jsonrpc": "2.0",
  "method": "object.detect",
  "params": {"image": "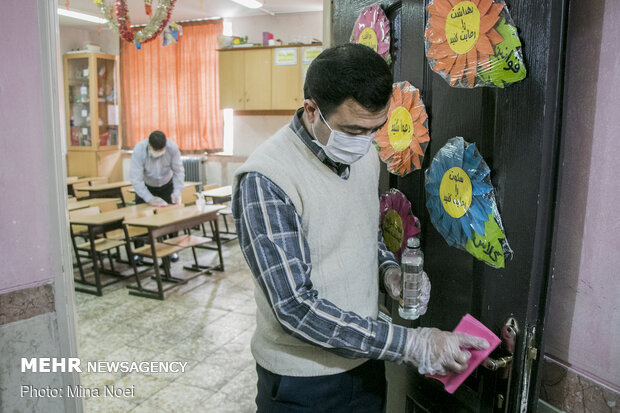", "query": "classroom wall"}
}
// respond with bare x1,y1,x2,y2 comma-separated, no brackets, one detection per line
541,0,620,409
226,11,322,45
1,1,58,295
116,12,321,185
1,2,77,412
206,12,322,185
59,25,119,55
